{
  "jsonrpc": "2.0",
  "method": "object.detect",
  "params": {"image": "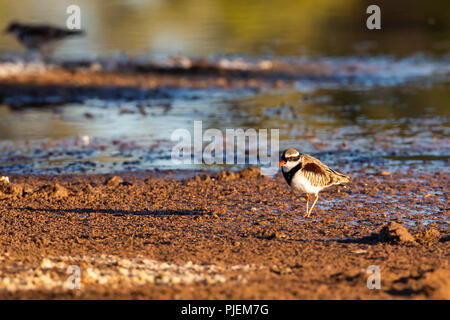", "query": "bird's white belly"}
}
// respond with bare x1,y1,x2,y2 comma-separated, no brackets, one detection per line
290,173,321,194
